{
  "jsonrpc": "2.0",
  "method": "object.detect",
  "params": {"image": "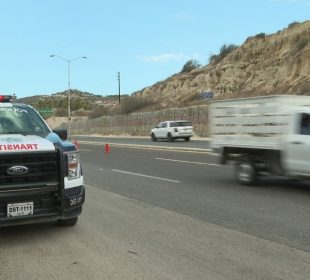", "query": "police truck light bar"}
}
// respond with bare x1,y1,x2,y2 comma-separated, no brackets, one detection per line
0,95,16,102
